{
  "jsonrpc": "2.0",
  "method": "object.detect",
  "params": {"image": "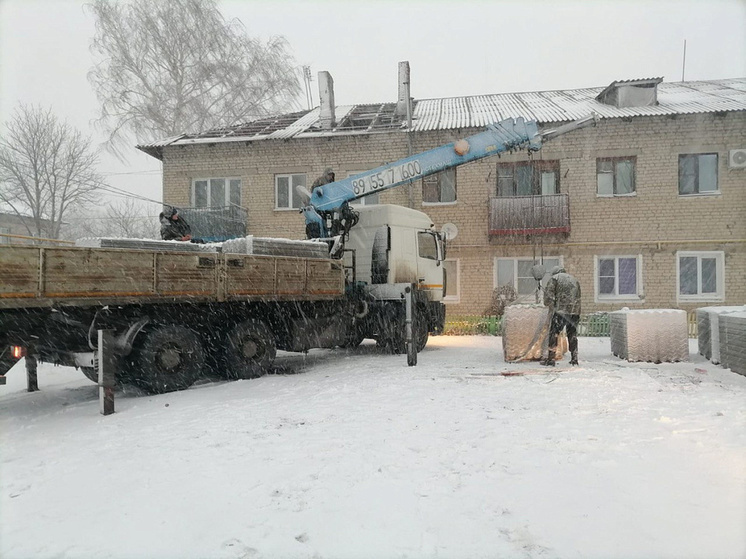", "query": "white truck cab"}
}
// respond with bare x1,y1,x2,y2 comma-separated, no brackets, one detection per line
344,204,445,302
